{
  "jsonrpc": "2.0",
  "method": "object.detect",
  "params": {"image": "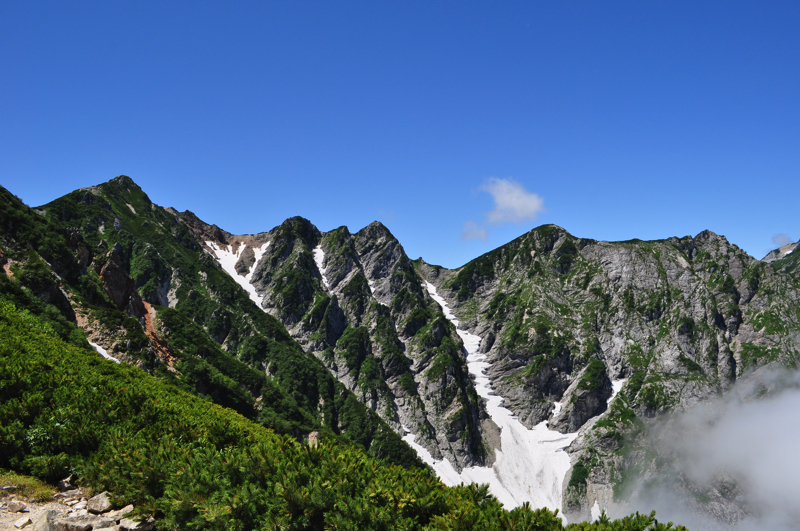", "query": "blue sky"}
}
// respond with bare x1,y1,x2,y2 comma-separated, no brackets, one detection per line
2,2,798,267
